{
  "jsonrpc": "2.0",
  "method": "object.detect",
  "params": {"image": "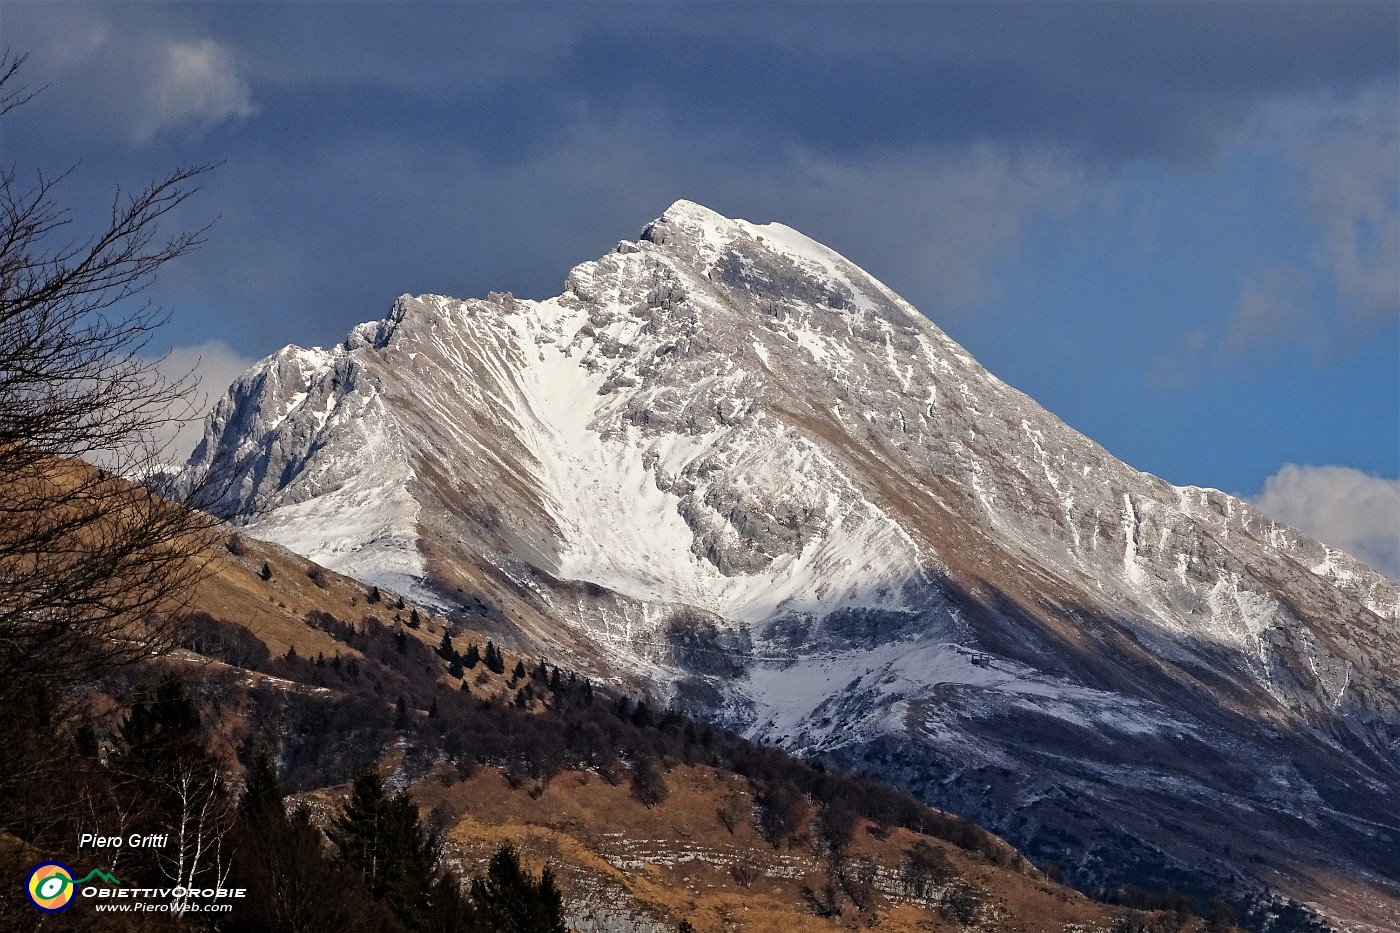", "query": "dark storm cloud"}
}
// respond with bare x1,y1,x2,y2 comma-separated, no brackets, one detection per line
16,2,1395,164
2,0,1395,355
555,2,1398,164
222,2,1400,166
